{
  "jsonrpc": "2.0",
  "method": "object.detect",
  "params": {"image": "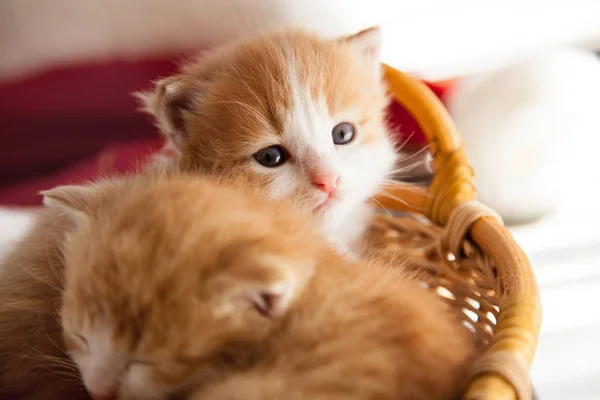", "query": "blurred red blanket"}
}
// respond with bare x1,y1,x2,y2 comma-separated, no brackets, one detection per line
0,59,451,206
